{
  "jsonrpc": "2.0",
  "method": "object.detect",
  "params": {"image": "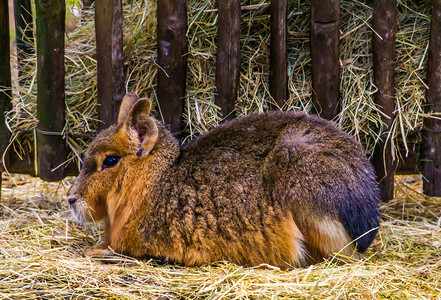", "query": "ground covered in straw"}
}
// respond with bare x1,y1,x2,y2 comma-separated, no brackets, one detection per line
0,174,440,299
